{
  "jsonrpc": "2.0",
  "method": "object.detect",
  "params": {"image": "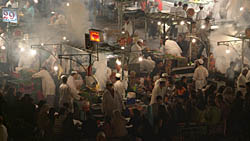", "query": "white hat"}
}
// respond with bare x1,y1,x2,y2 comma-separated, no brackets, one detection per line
198,59,204,65
115,73,121,78
137,39,143,43
162,73,168,77
71,71,77,74
60,75,67,79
